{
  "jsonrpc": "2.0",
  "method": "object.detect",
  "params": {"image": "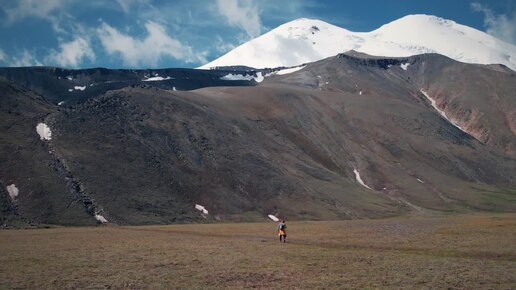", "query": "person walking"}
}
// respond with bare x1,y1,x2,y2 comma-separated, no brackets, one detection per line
278,220,287,243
